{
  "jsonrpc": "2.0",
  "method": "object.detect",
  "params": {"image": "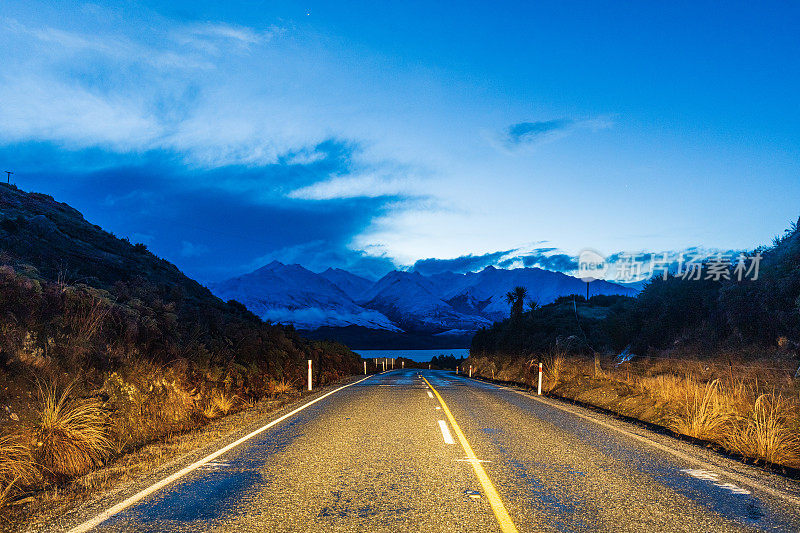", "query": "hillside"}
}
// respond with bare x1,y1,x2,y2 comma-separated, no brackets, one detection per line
0,183,359,374
0,184,360,502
